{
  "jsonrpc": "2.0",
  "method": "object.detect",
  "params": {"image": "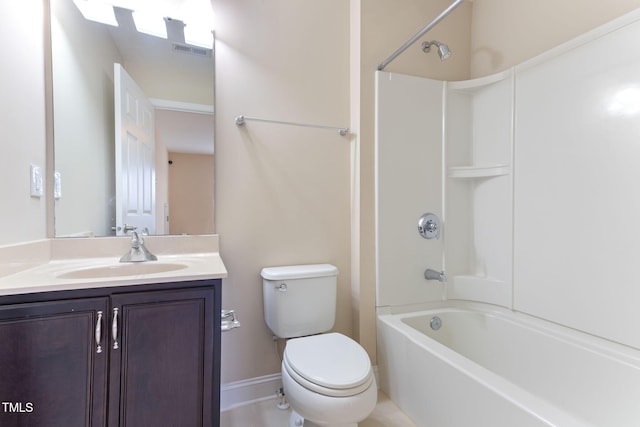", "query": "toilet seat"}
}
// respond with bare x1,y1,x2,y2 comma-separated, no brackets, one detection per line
283,333,373,397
